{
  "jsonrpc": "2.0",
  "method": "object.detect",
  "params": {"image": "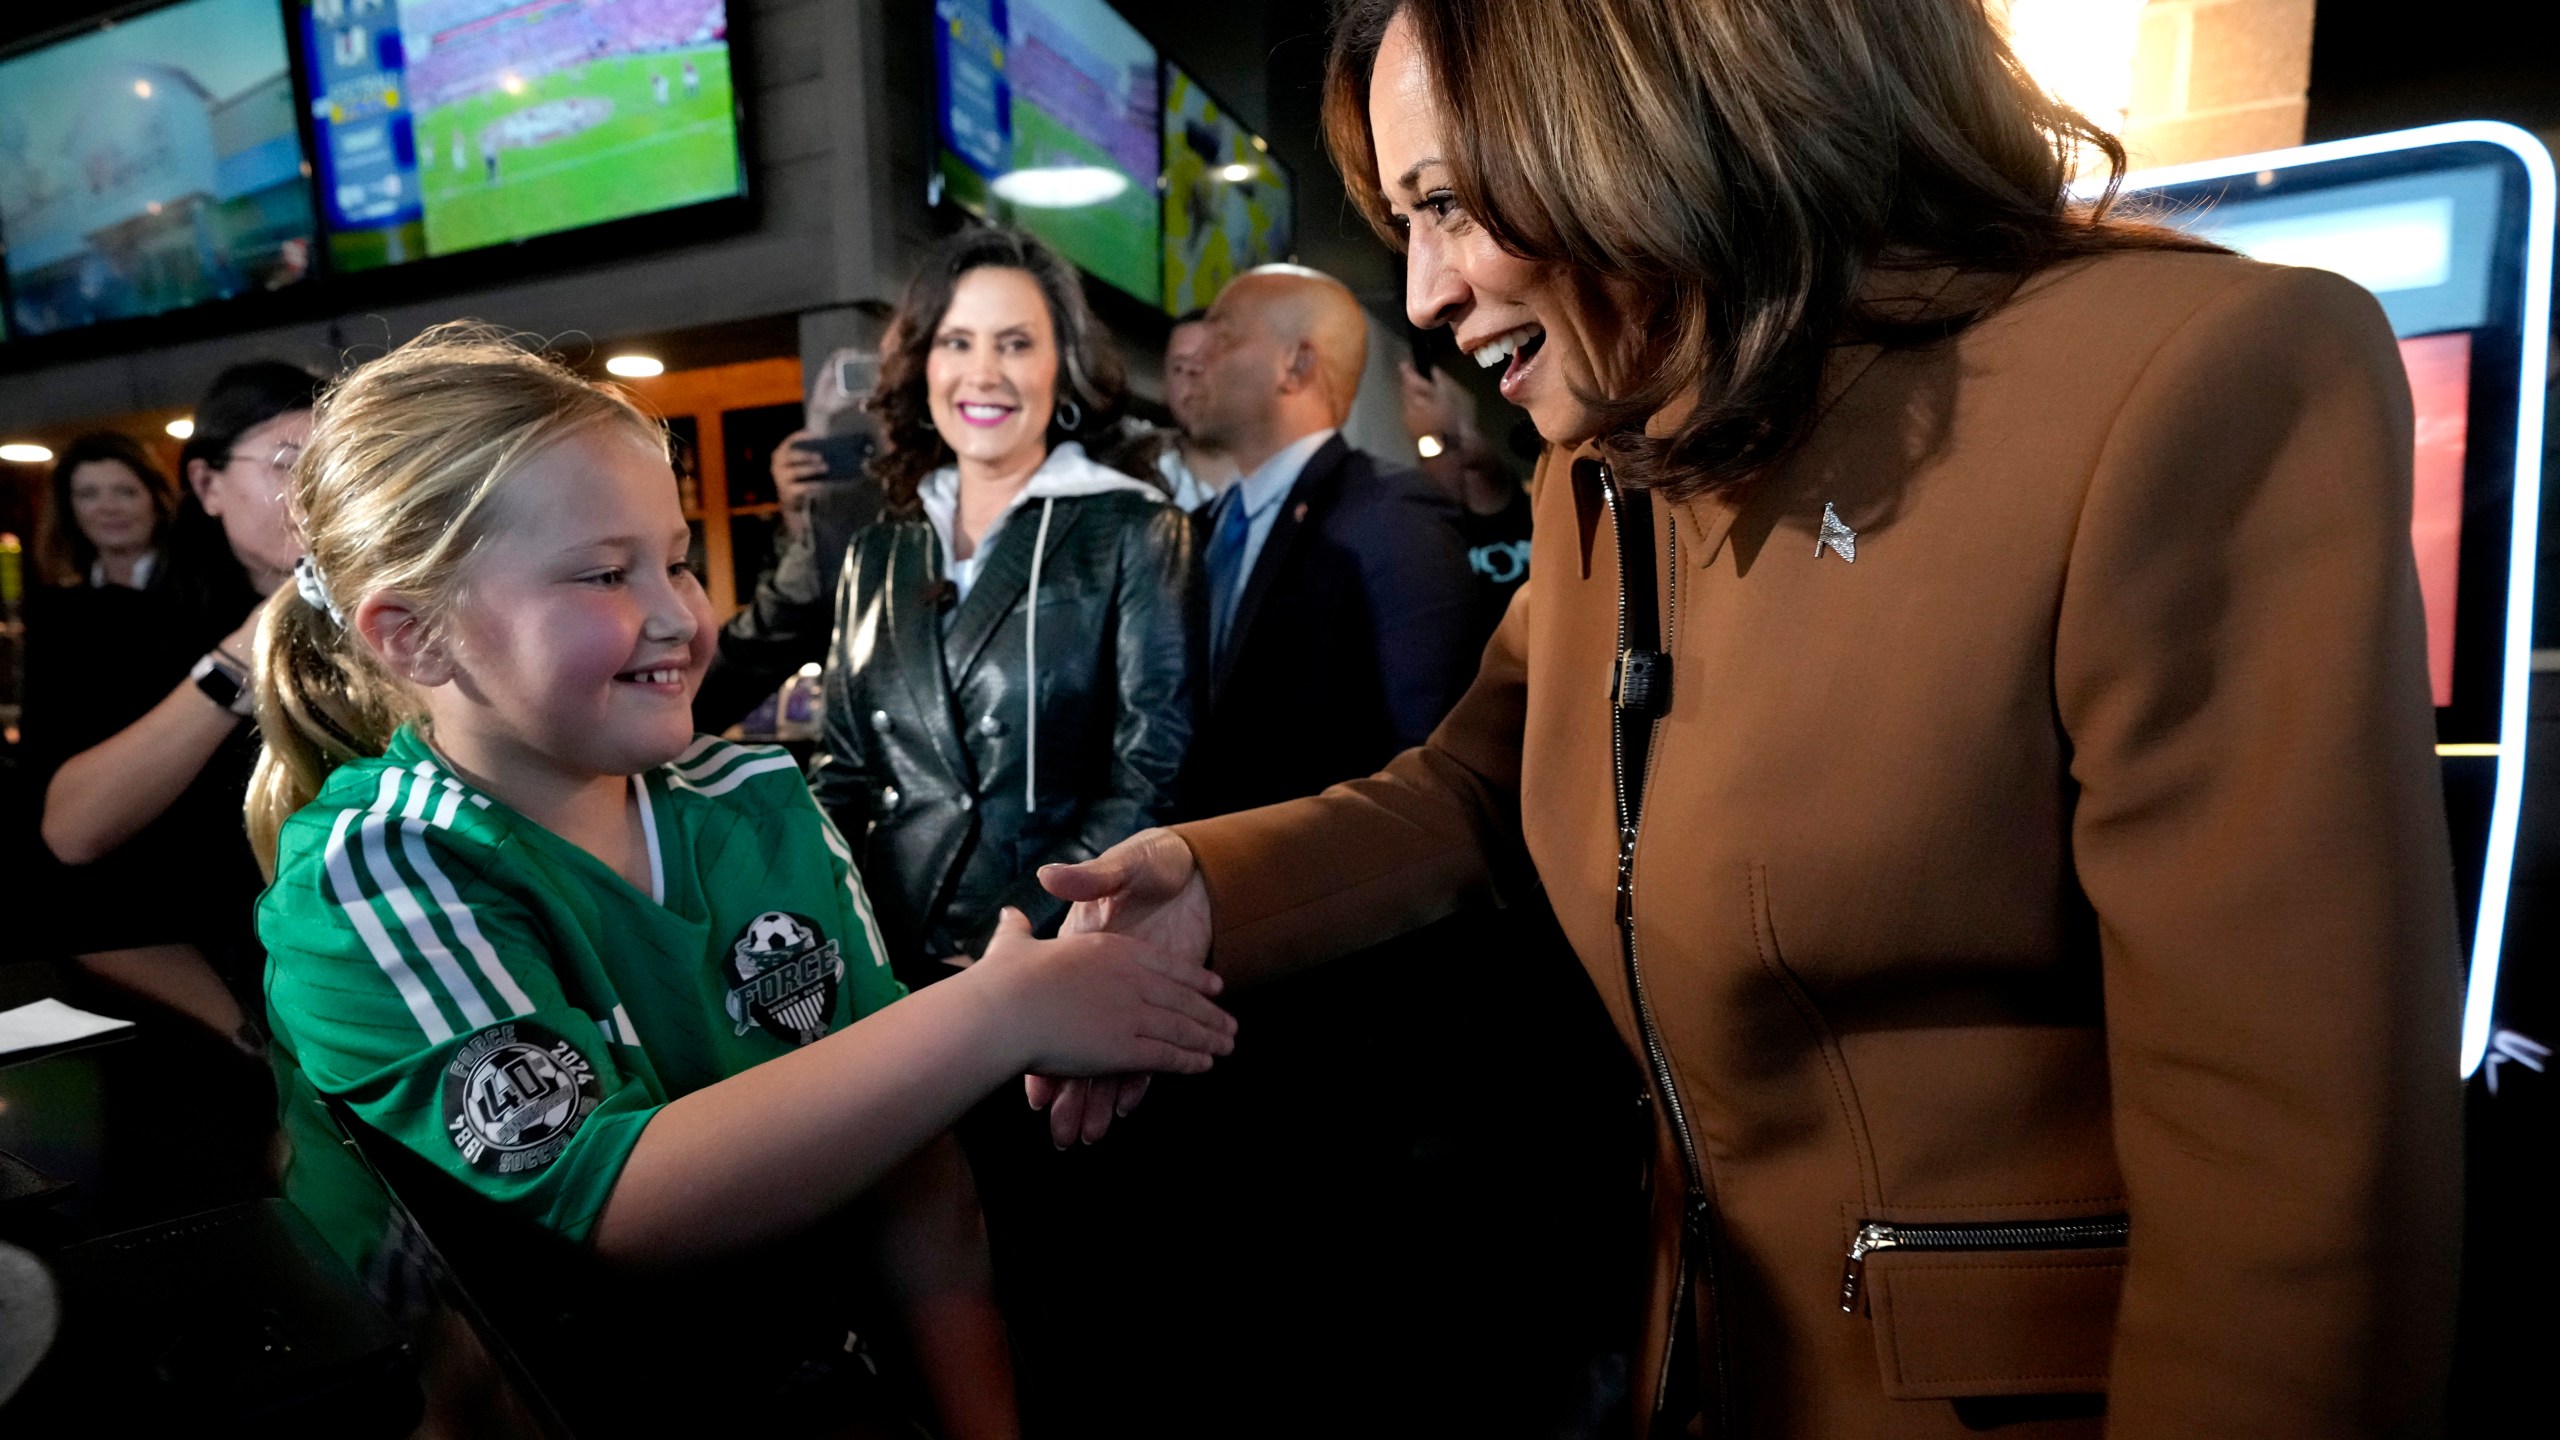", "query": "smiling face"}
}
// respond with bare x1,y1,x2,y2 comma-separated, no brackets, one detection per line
1368,13,1628,446
68,458,162,558
193,408,314,591
424,425,713,786
925,265,1061,478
